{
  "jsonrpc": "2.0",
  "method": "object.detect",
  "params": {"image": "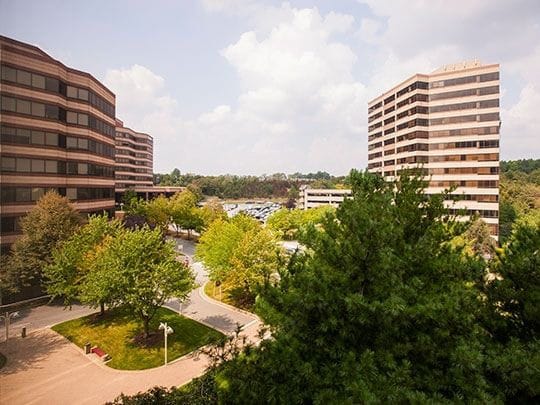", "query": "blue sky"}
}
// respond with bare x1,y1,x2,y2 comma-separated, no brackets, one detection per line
1,0,539,175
